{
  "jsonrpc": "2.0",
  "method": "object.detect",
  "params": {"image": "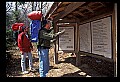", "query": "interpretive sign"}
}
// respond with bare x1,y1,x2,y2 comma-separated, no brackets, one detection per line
79,23,91,53
91,16,112,58
58,26,74,51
